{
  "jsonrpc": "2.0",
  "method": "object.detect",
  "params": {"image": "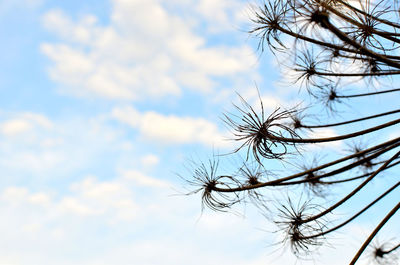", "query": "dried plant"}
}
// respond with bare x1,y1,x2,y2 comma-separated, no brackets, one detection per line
184,0,400,263
368,239,400,264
